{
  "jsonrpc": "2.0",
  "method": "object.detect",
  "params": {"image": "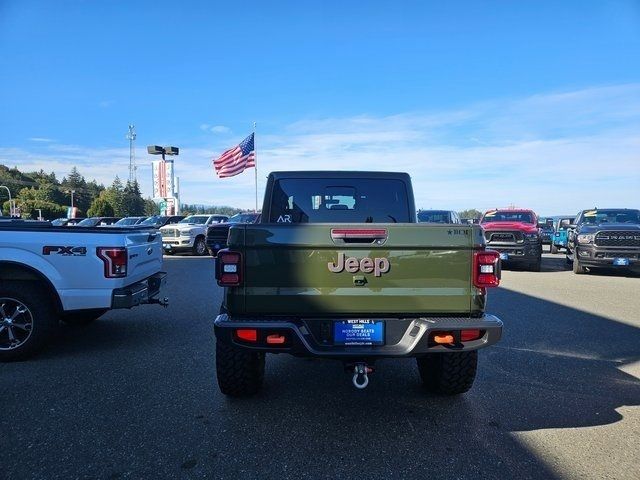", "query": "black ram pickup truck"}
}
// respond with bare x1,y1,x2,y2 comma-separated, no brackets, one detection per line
206,212,260,257
567,208,640,274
